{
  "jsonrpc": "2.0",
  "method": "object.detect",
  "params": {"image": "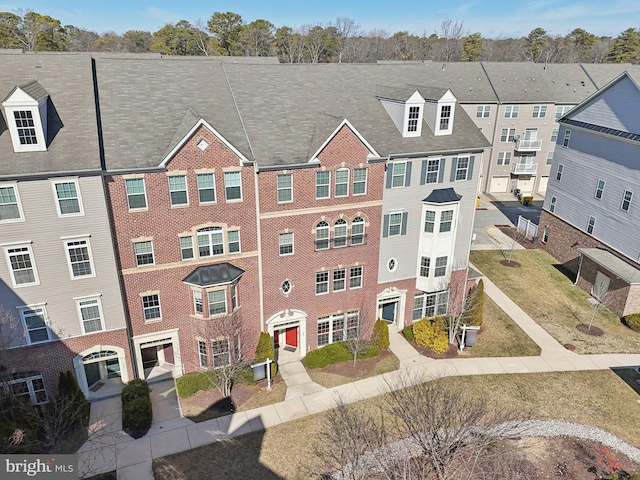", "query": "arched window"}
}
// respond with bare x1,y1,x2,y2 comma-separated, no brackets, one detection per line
334,219,347,248
351,217,365,245
315,221,329,251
